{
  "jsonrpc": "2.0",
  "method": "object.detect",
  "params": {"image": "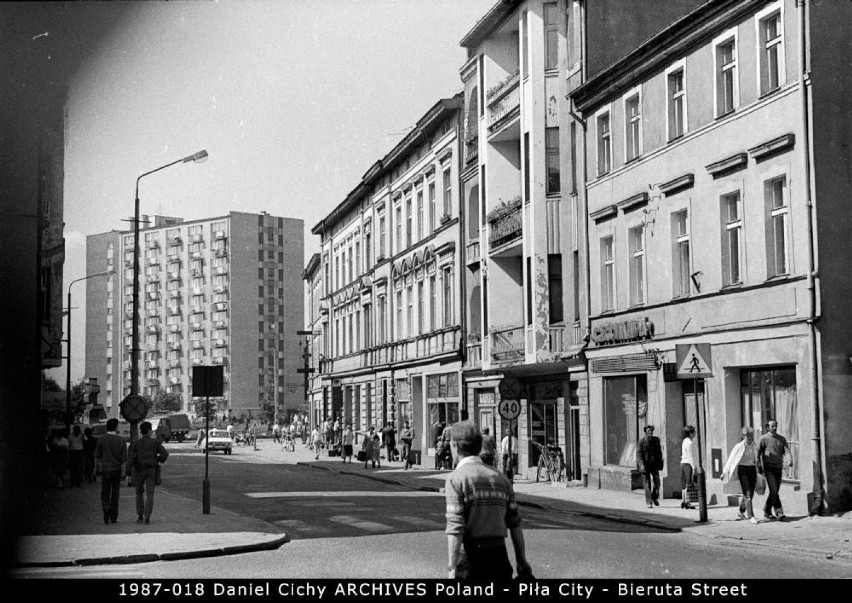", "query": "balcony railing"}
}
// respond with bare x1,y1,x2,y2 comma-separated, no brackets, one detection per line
466,240,481,265
465,135,478,165
488,202,523,250
490,324,525,362
466,341,482,368
487,71,520,133
359,327,460,368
